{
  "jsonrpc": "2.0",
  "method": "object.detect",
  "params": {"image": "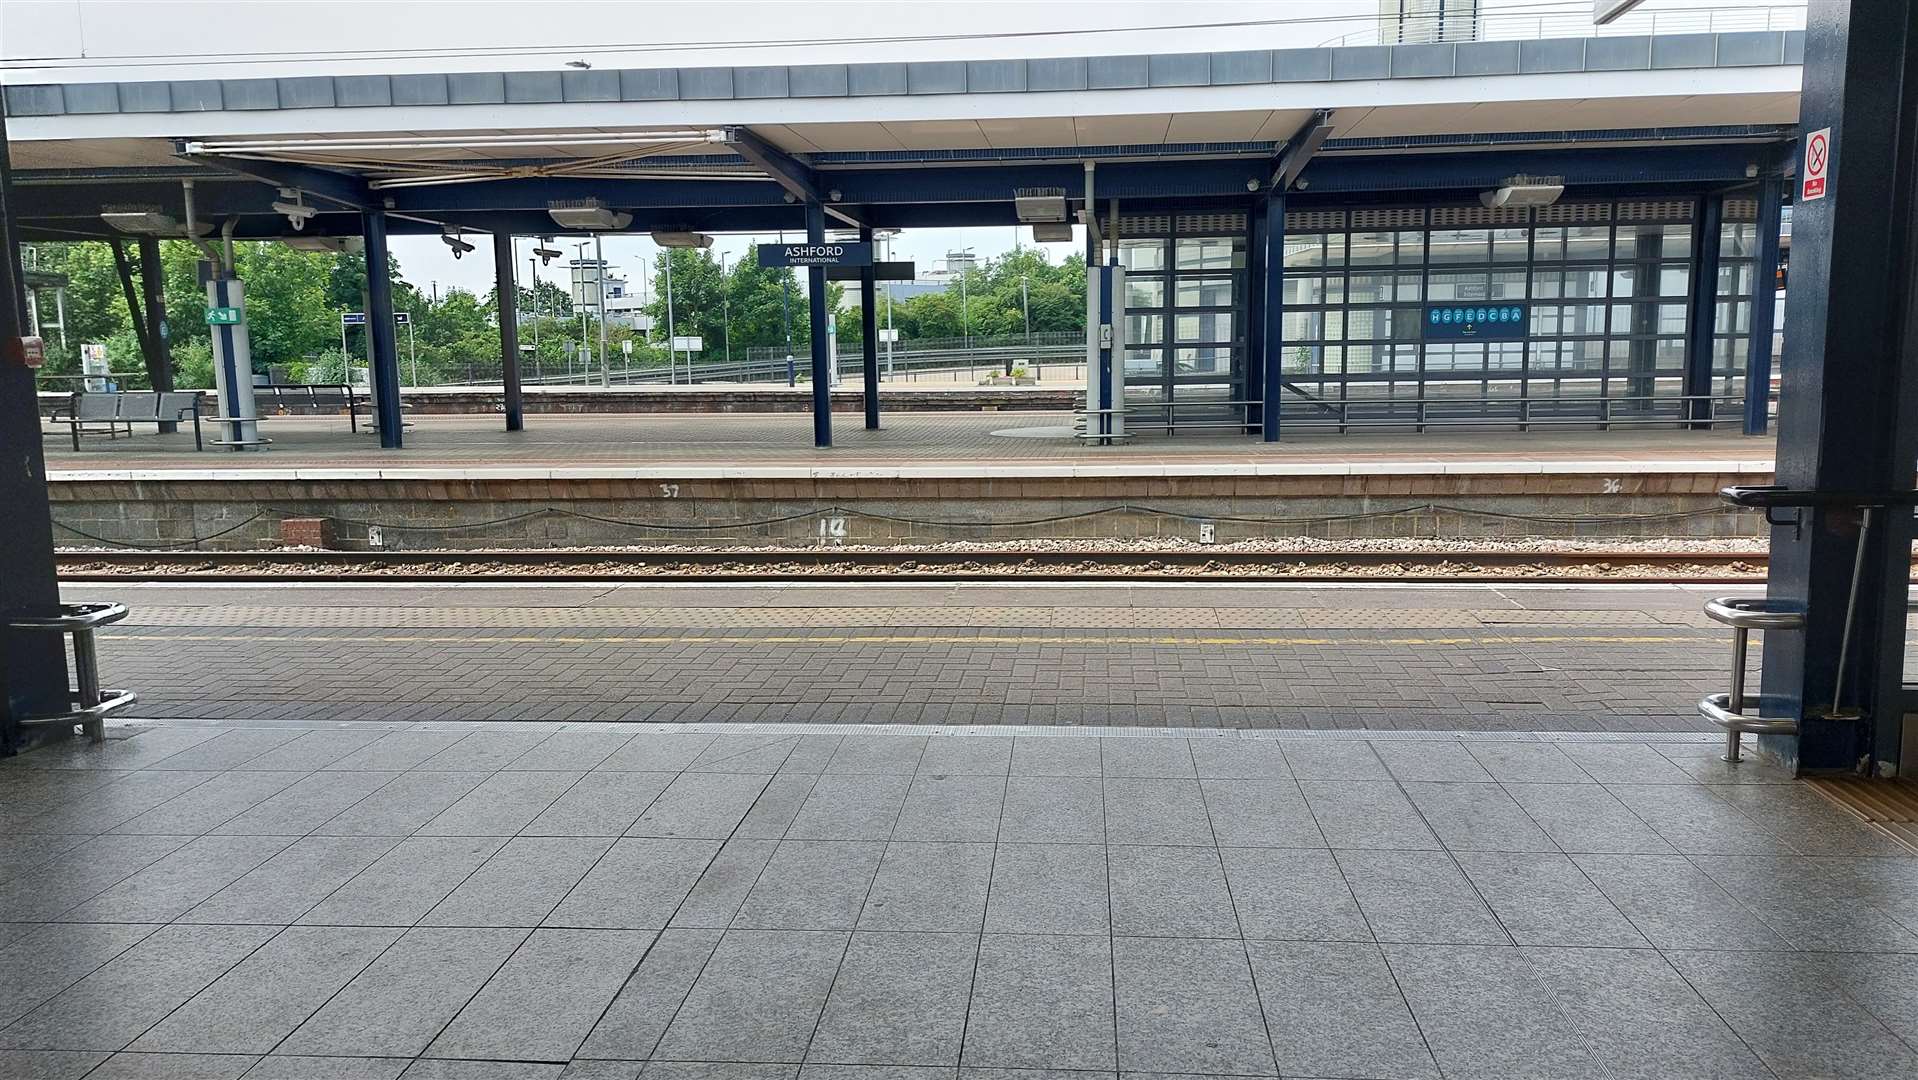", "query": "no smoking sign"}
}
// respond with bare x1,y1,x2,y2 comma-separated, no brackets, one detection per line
1802,127,1831,201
